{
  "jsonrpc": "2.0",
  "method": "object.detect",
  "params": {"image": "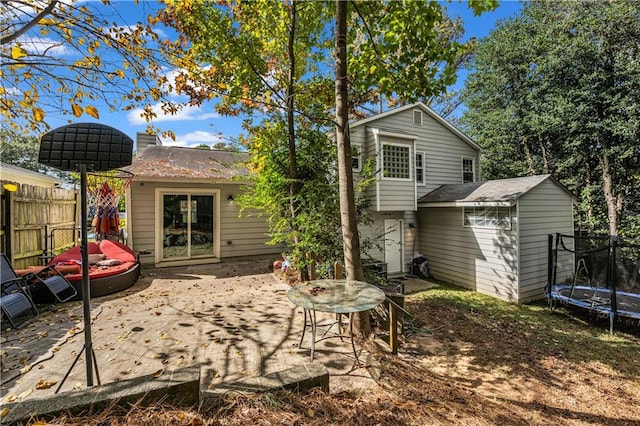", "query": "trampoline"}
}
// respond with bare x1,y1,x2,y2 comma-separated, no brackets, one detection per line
546,233,640,333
